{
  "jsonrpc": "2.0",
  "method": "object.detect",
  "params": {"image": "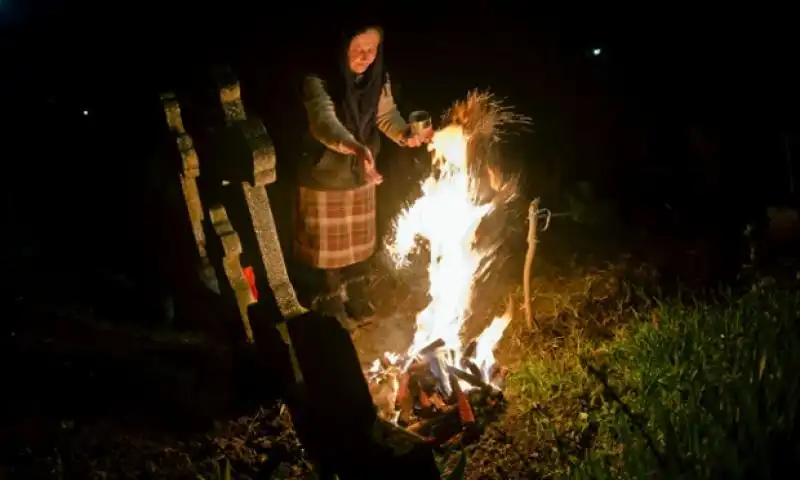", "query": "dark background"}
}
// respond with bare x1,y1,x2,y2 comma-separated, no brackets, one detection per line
2,3,798,317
